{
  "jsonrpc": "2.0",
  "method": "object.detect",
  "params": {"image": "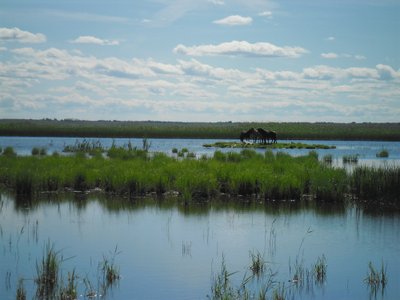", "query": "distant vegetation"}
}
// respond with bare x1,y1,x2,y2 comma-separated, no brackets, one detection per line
1,119,400,140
